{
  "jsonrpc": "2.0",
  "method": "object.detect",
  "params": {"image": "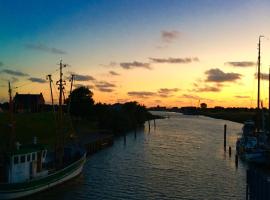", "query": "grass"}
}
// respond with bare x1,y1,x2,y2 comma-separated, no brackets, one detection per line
199,110,256,123
0,112,97,150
